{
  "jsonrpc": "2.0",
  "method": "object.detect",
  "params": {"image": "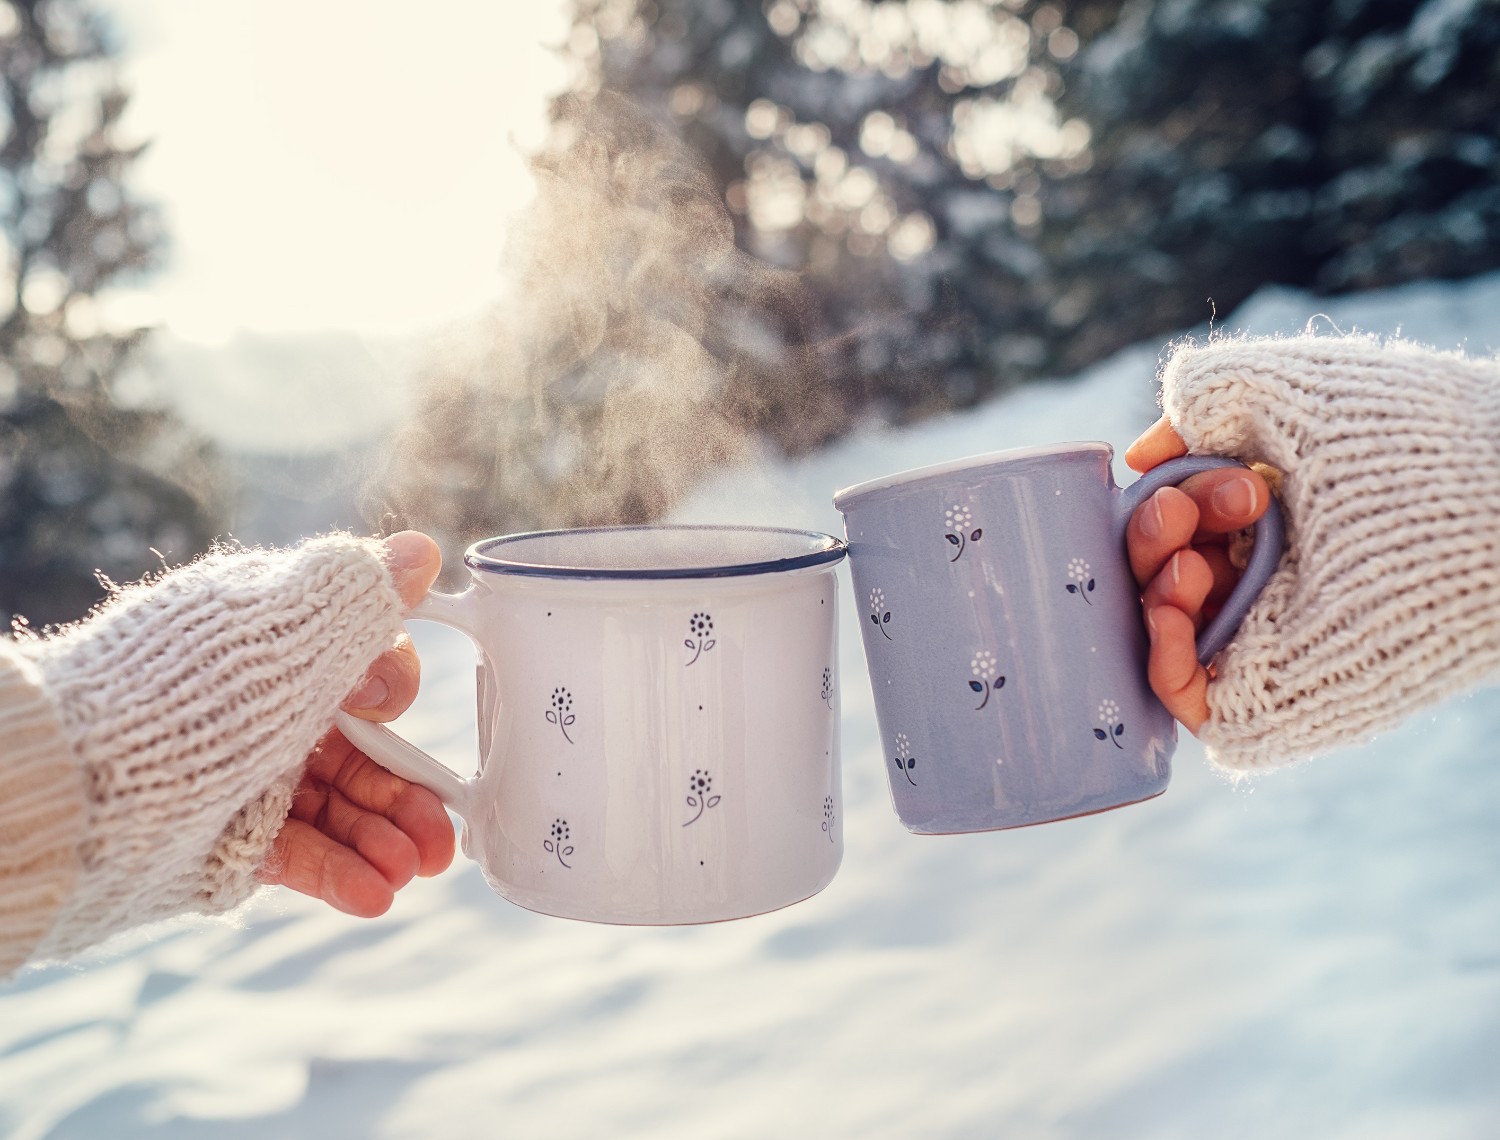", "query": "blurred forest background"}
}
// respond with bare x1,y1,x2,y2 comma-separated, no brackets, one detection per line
4,0,1499,625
